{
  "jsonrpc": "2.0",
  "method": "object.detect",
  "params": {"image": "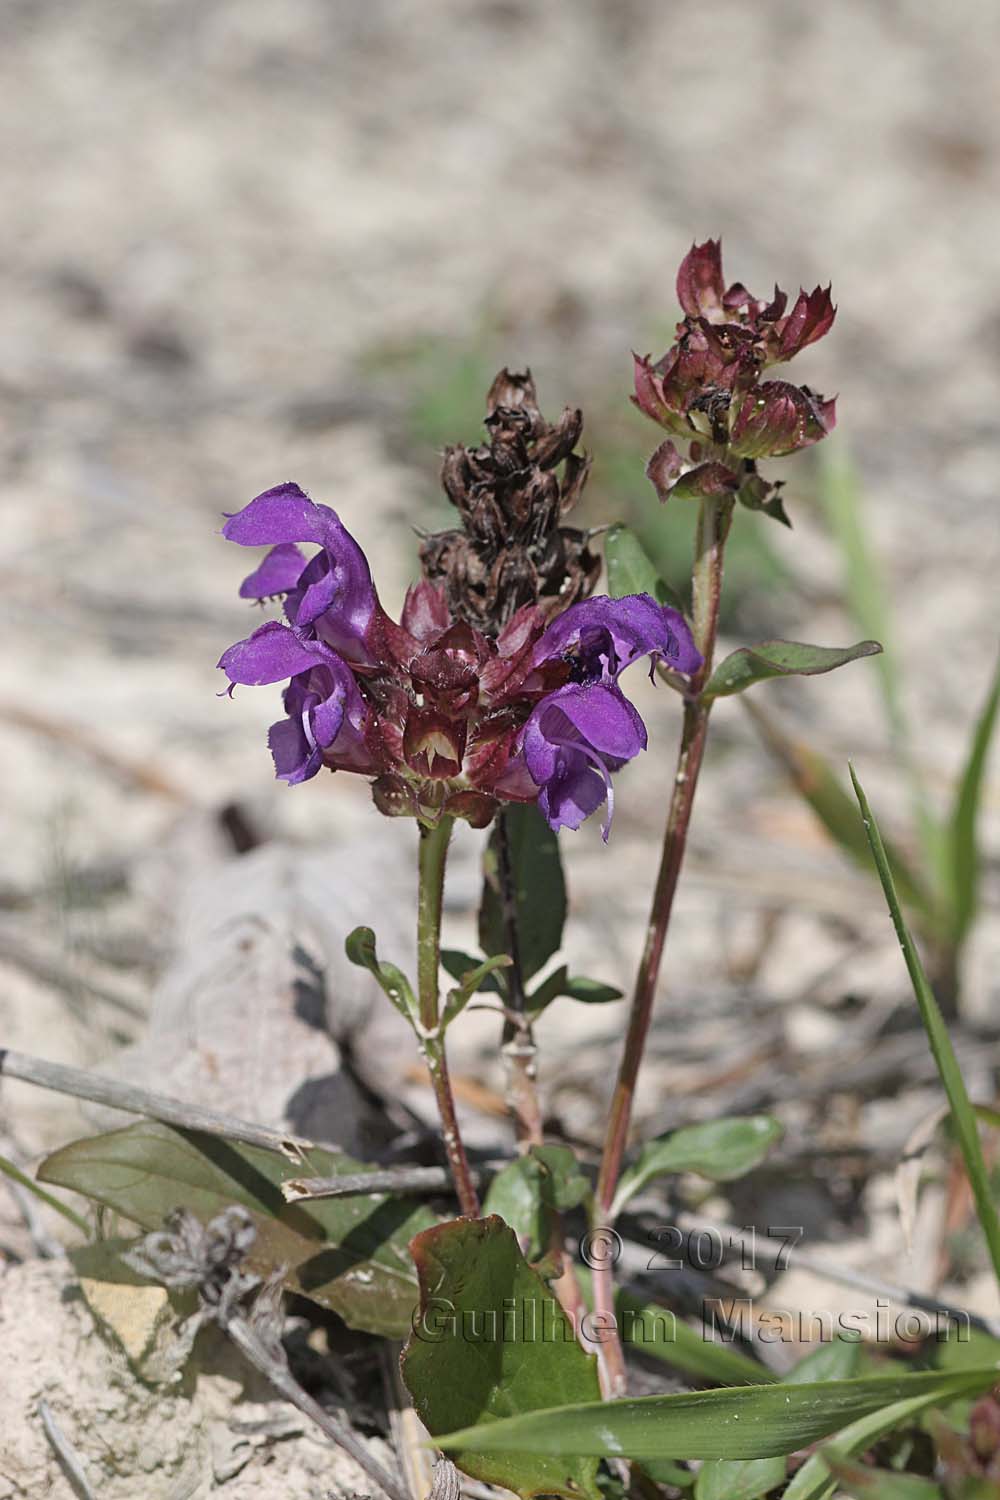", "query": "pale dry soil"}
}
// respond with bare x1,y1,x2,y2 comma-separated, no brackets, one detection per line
1,2,999,1493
